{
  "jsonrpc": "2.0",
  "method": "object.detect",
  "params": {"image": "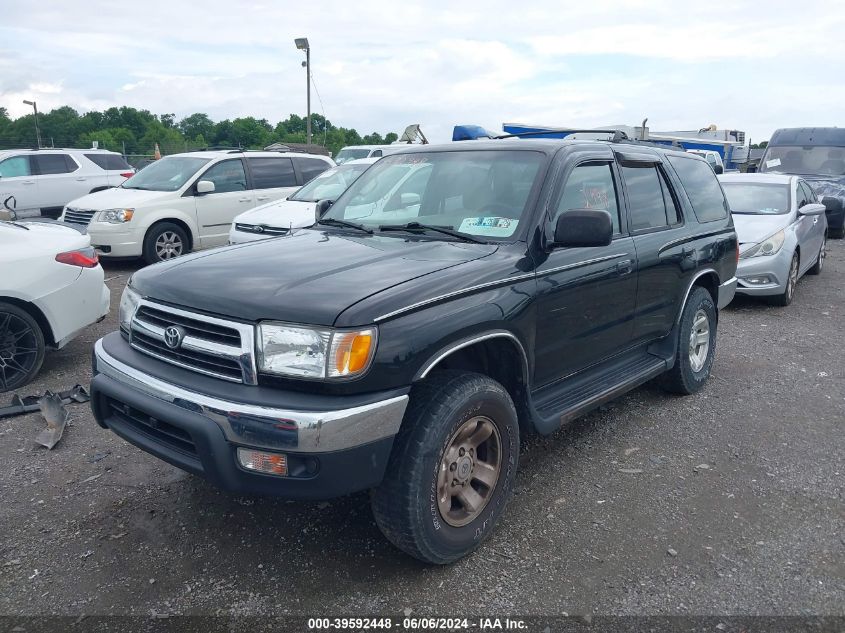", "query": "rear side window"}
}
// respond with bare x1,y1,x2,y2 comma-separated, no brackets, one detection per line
247,157,297,189
668,156,729,222
0,156,31,177
621,165,670,231
34,154,75,175
293,157,331,184
85,153,132,171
